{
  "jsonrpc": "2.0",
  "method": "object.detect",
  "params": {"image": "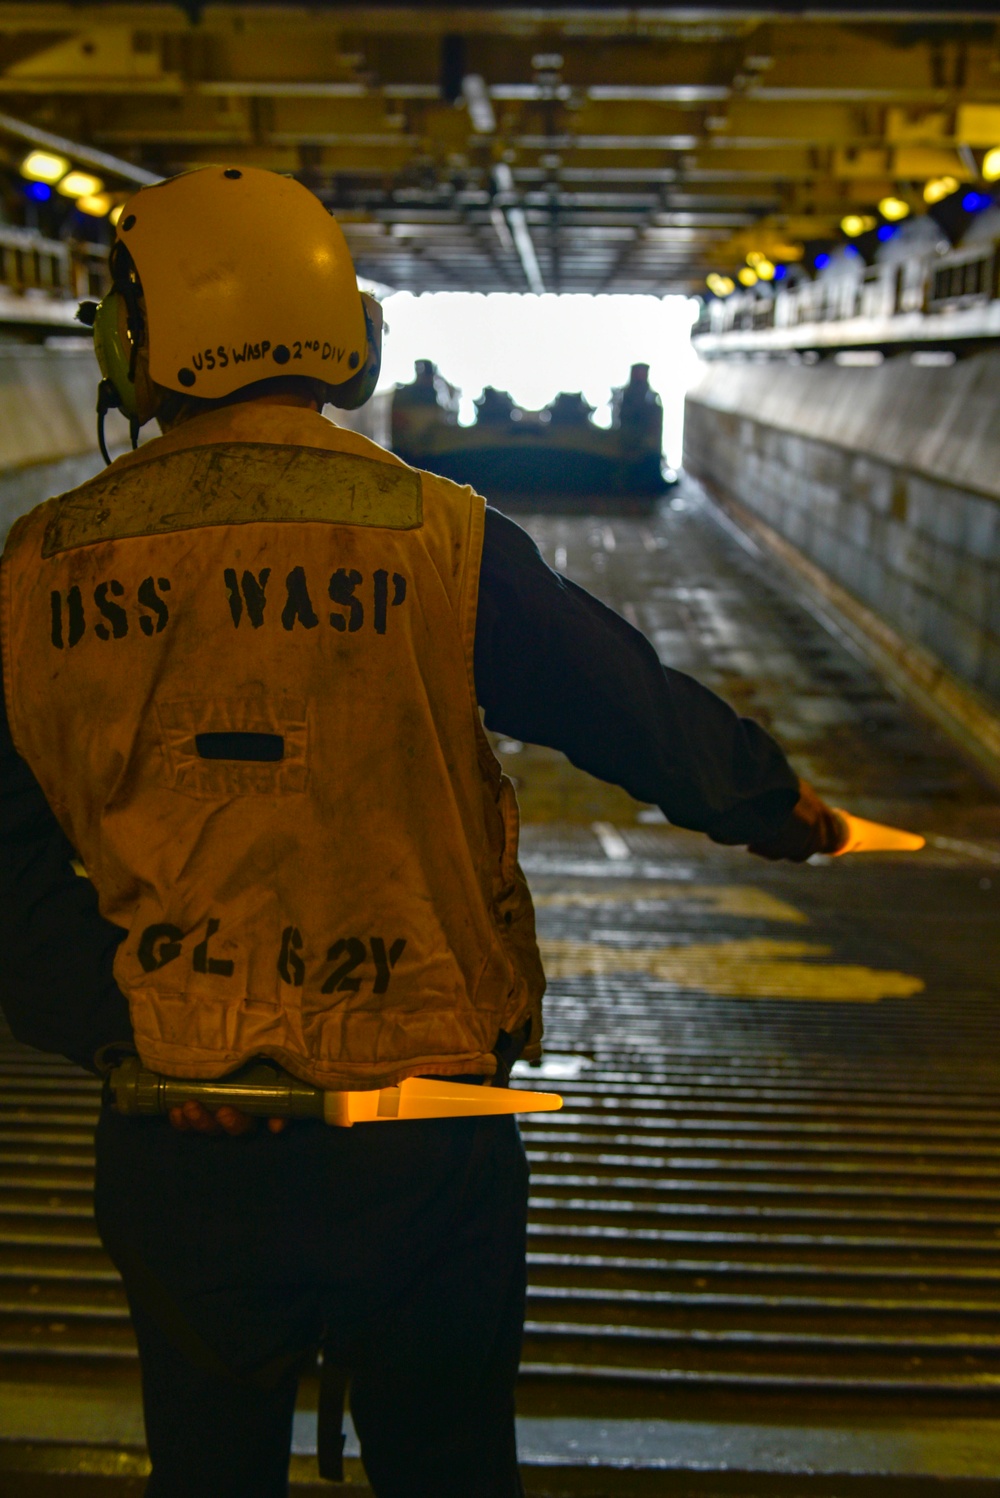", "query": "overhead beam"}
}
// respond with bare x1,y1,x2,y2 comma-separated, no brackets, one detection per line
0,108,161,185
1,4,999,294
